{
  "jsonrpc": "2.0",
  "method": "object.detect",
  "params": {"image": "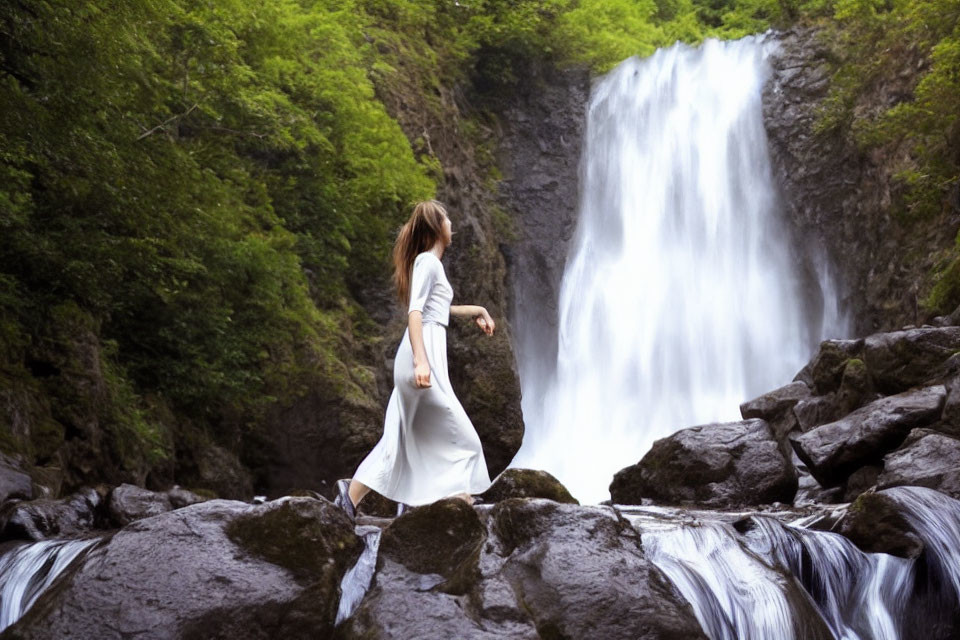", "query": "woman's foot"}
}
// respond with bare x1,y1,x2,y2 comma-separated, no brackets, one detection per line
334,479,356,520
